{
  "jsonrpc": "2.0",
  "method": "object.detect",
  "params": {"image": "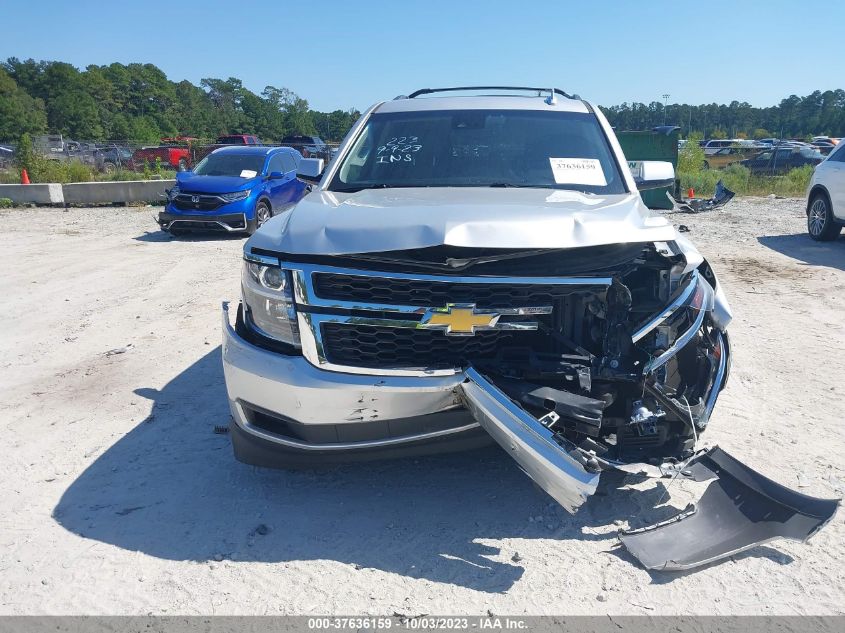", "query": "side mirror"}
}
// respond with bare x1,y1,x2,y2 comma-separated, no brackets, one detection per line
630,160,675,191
297,158,325,184
268,171,285,180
